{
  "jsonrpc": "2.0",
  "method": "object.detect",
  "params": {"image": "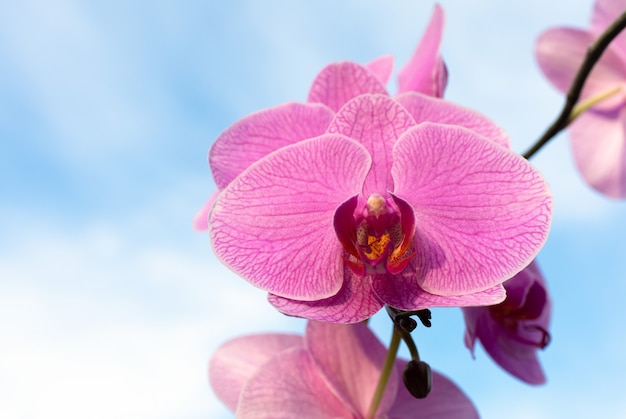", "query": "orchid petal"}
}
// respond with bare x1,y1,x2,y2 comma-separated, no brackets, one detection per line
209,333,303,411
536,28,626,109
498,261,540,311
397,4,447,97
308,61,389,112
305,321,398,417
463,308,547,385
333,195,360,260
209,102,334,189
193,191,218,231
463,306,480,357
519,263,551,324
569,107,626,198
388,365,480,419
327,94,416,196
210,135,371,300
591,0,626,32
591,0,626,57
372,270,506,311
268,267,384,324
392,123,552,296
236,347,353,419
395,92,511,149
366,54,395,86
462,261,550,385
